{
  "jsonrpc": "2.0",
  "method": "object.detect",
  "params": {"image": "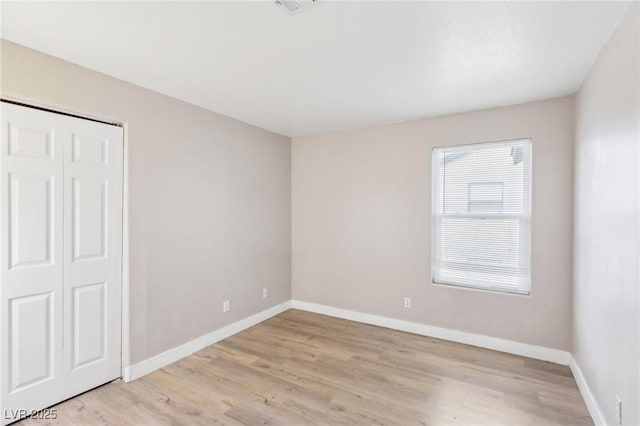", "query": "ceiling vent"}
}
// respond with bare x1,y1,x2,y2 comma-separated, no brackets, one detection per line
274,0,319,15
